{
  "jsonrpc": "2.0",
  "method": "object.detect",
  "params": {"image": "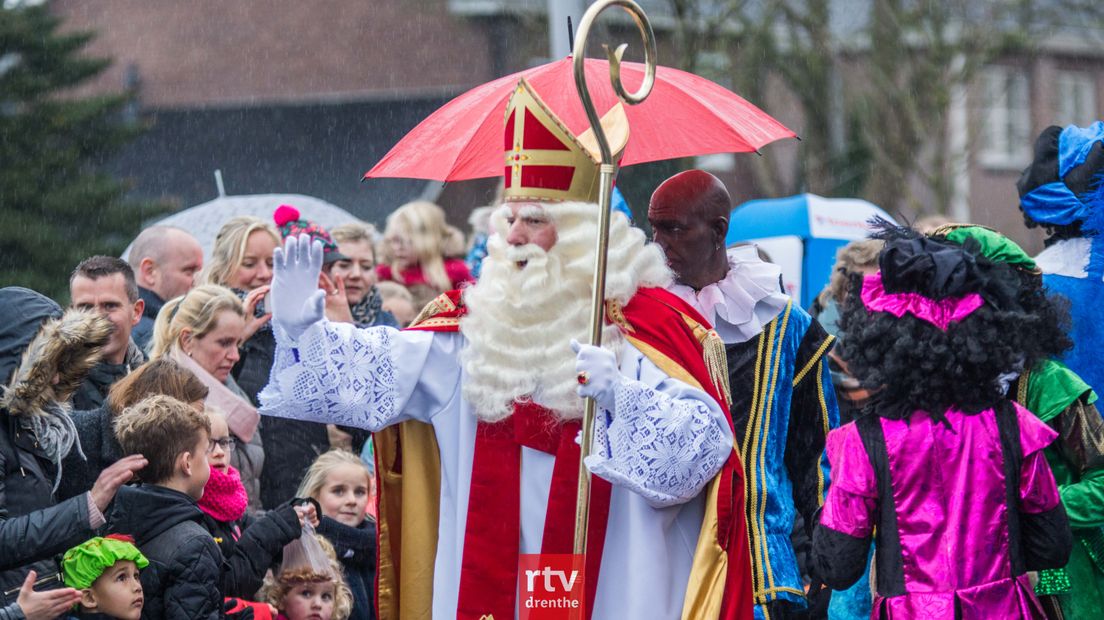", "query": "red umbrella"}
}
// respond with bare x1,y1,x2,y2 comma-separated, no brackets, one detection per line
364,56,796,181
